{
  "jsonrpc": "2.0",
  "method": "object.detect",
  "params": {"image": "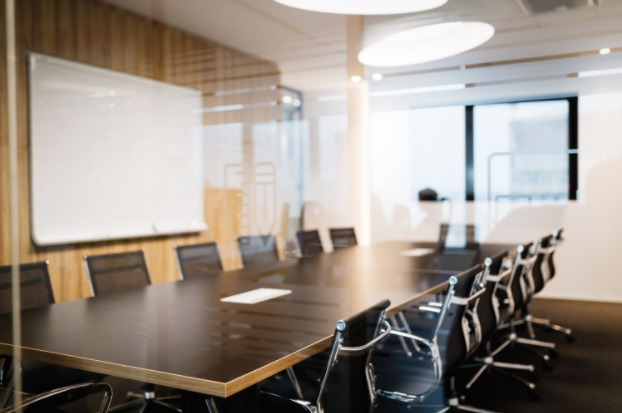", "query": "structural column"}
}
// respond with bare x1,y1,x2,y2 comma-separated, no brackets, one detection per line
346,15,371,245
